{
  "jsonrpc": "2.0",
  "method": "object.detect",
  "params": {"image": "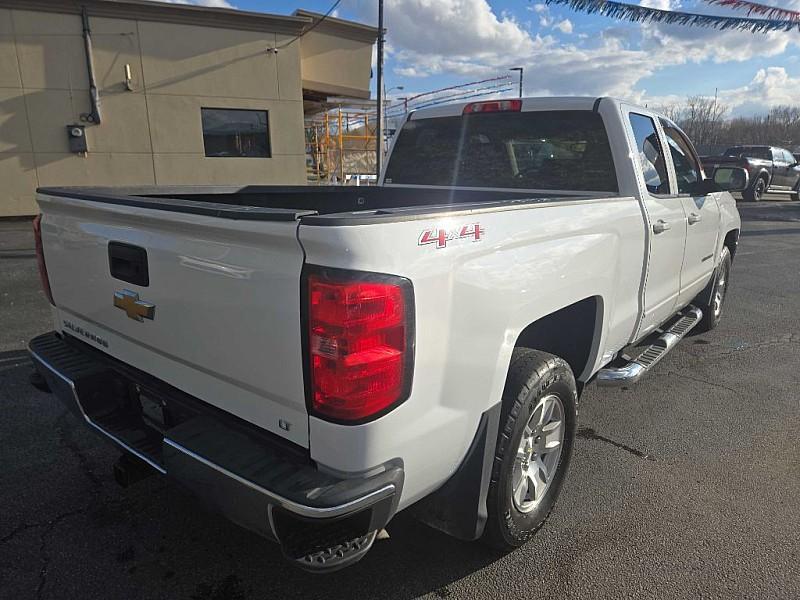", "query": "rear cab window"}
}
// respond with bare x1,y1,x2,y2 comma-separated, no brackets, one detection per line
384,110,618,192
725,146,771,160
